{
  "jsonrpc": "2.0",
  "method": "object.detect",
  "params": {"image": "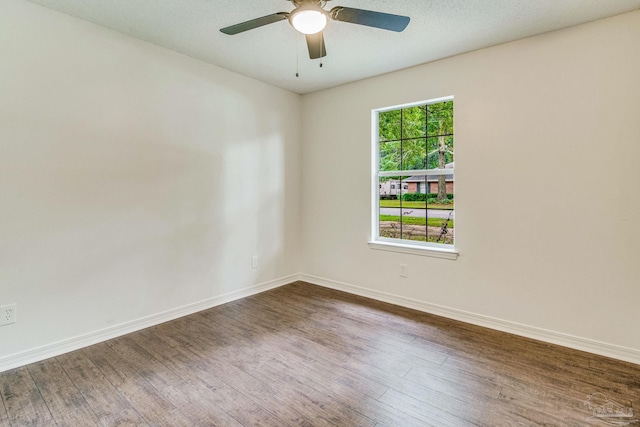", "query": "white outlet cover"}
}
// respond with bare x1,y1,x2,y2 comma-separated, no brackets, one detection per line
400,264,408,278
0,303,16,326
